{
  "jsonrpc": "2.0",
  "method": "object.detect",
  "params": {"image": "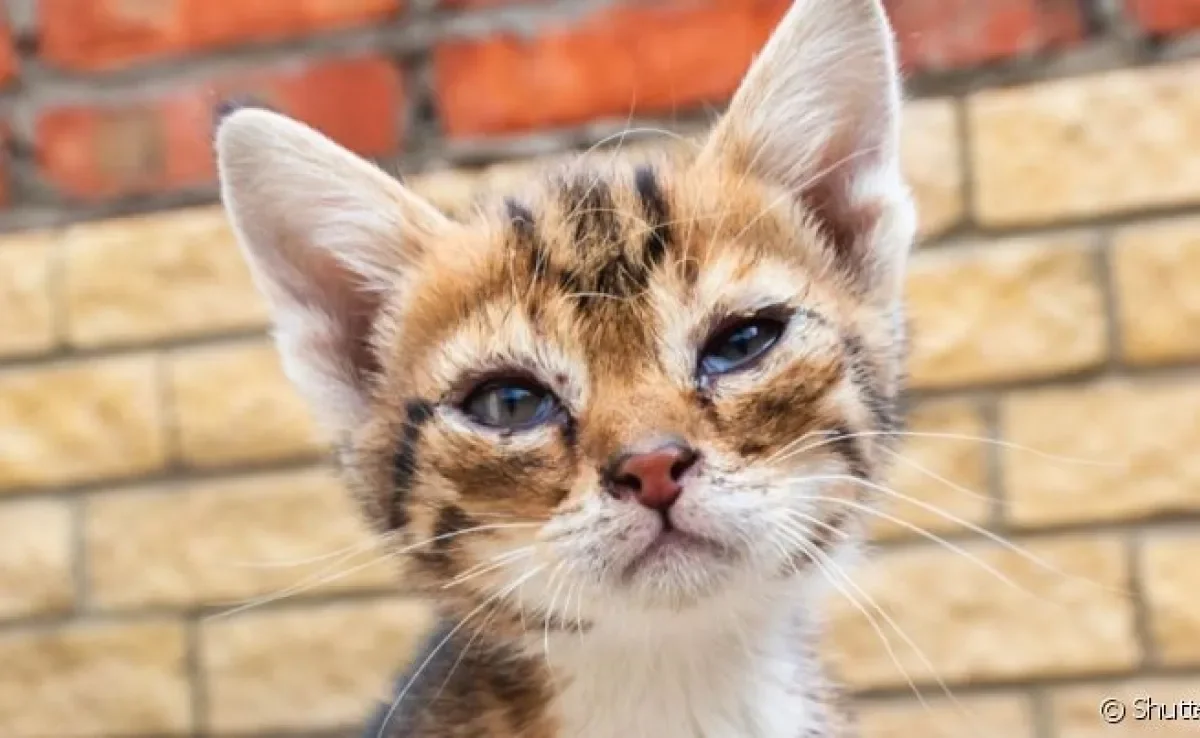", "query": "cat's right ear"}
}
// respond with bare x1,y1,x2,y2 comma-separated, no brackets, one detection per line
701,0,914,298
216,108,450,438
